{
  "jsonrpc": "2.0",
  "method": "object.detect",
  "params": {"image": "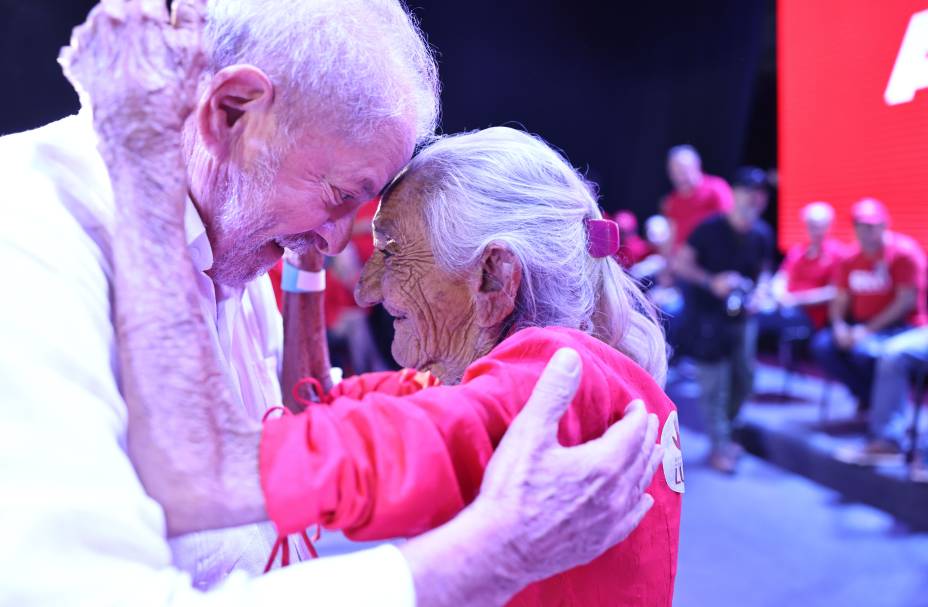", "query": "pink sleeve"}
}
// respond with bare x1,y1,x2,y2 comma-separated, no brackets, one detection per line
259,328,647,541
260,330,572,539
